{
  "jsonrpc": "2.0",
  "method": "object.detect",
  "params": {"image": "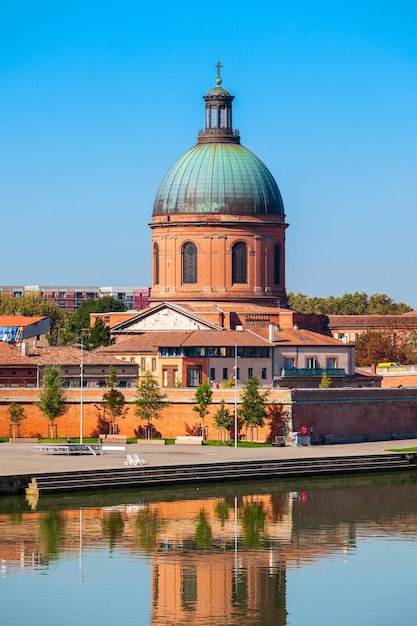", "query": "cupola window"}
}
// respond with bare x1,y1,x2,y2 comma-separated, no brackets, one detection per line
182,242,198,284
232,242,247,284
